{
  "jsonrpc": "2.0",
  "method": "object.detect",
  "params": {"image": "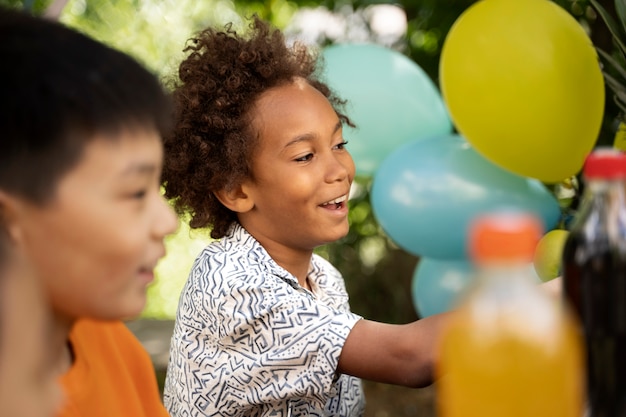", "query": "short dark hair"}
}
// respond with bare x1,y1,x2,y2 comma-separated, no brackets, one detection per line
162,16,352,239
0,7,172,204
